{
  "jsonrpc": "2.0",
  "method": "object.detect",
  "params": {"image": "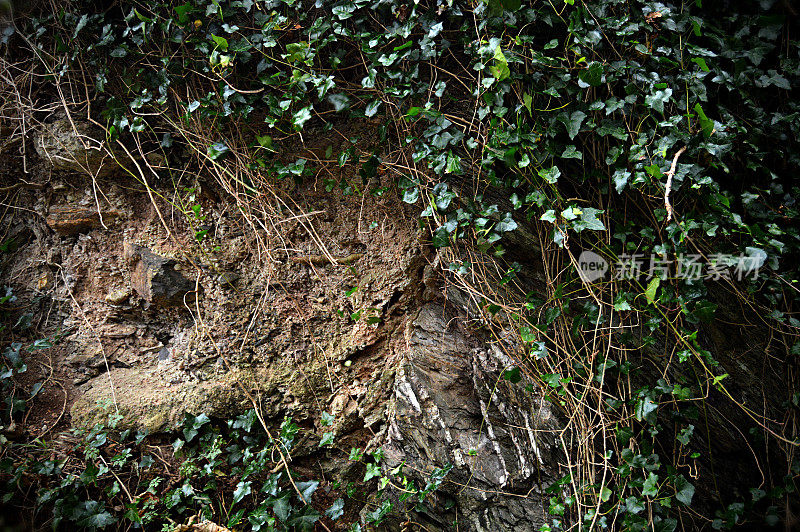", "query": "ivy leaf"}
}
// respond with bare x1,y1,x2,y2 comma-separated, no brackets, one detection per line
743,246,767,271
432,183,456,210
365,500,393,524
287,507,321,530
613,169,631,193
364,462,381,482
503,366,521,383
233,481,252,504
572,208,605,232
207,142,229,160
645,88,672,114
271,494,291,522
296,480,319,501
364,100,381,117
626,496,645,514
432,226,450,248
540,210,557,223
496,213,517,232
211,34,229,51
73,14,88,38
445,152,462,174
490,47,511,82
756,70,790,90
519,326,536,343
174,3,193,24
319,432,335,447
613,295,631,311
644,277,660,305
635,396,658,423
691,57,710,72
325,498,345,520
674,476,695,506
694,103,714,138
539,166,561,184
676,425,694,445
292,106,313,129
320,412,335,426
402,188,420,204
84,511,116,528
560,110,586,140
561,145,582,159
327,94,350,112
642,473,659,497
578,62,603,87
561,206,581,221
349,448,363,461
